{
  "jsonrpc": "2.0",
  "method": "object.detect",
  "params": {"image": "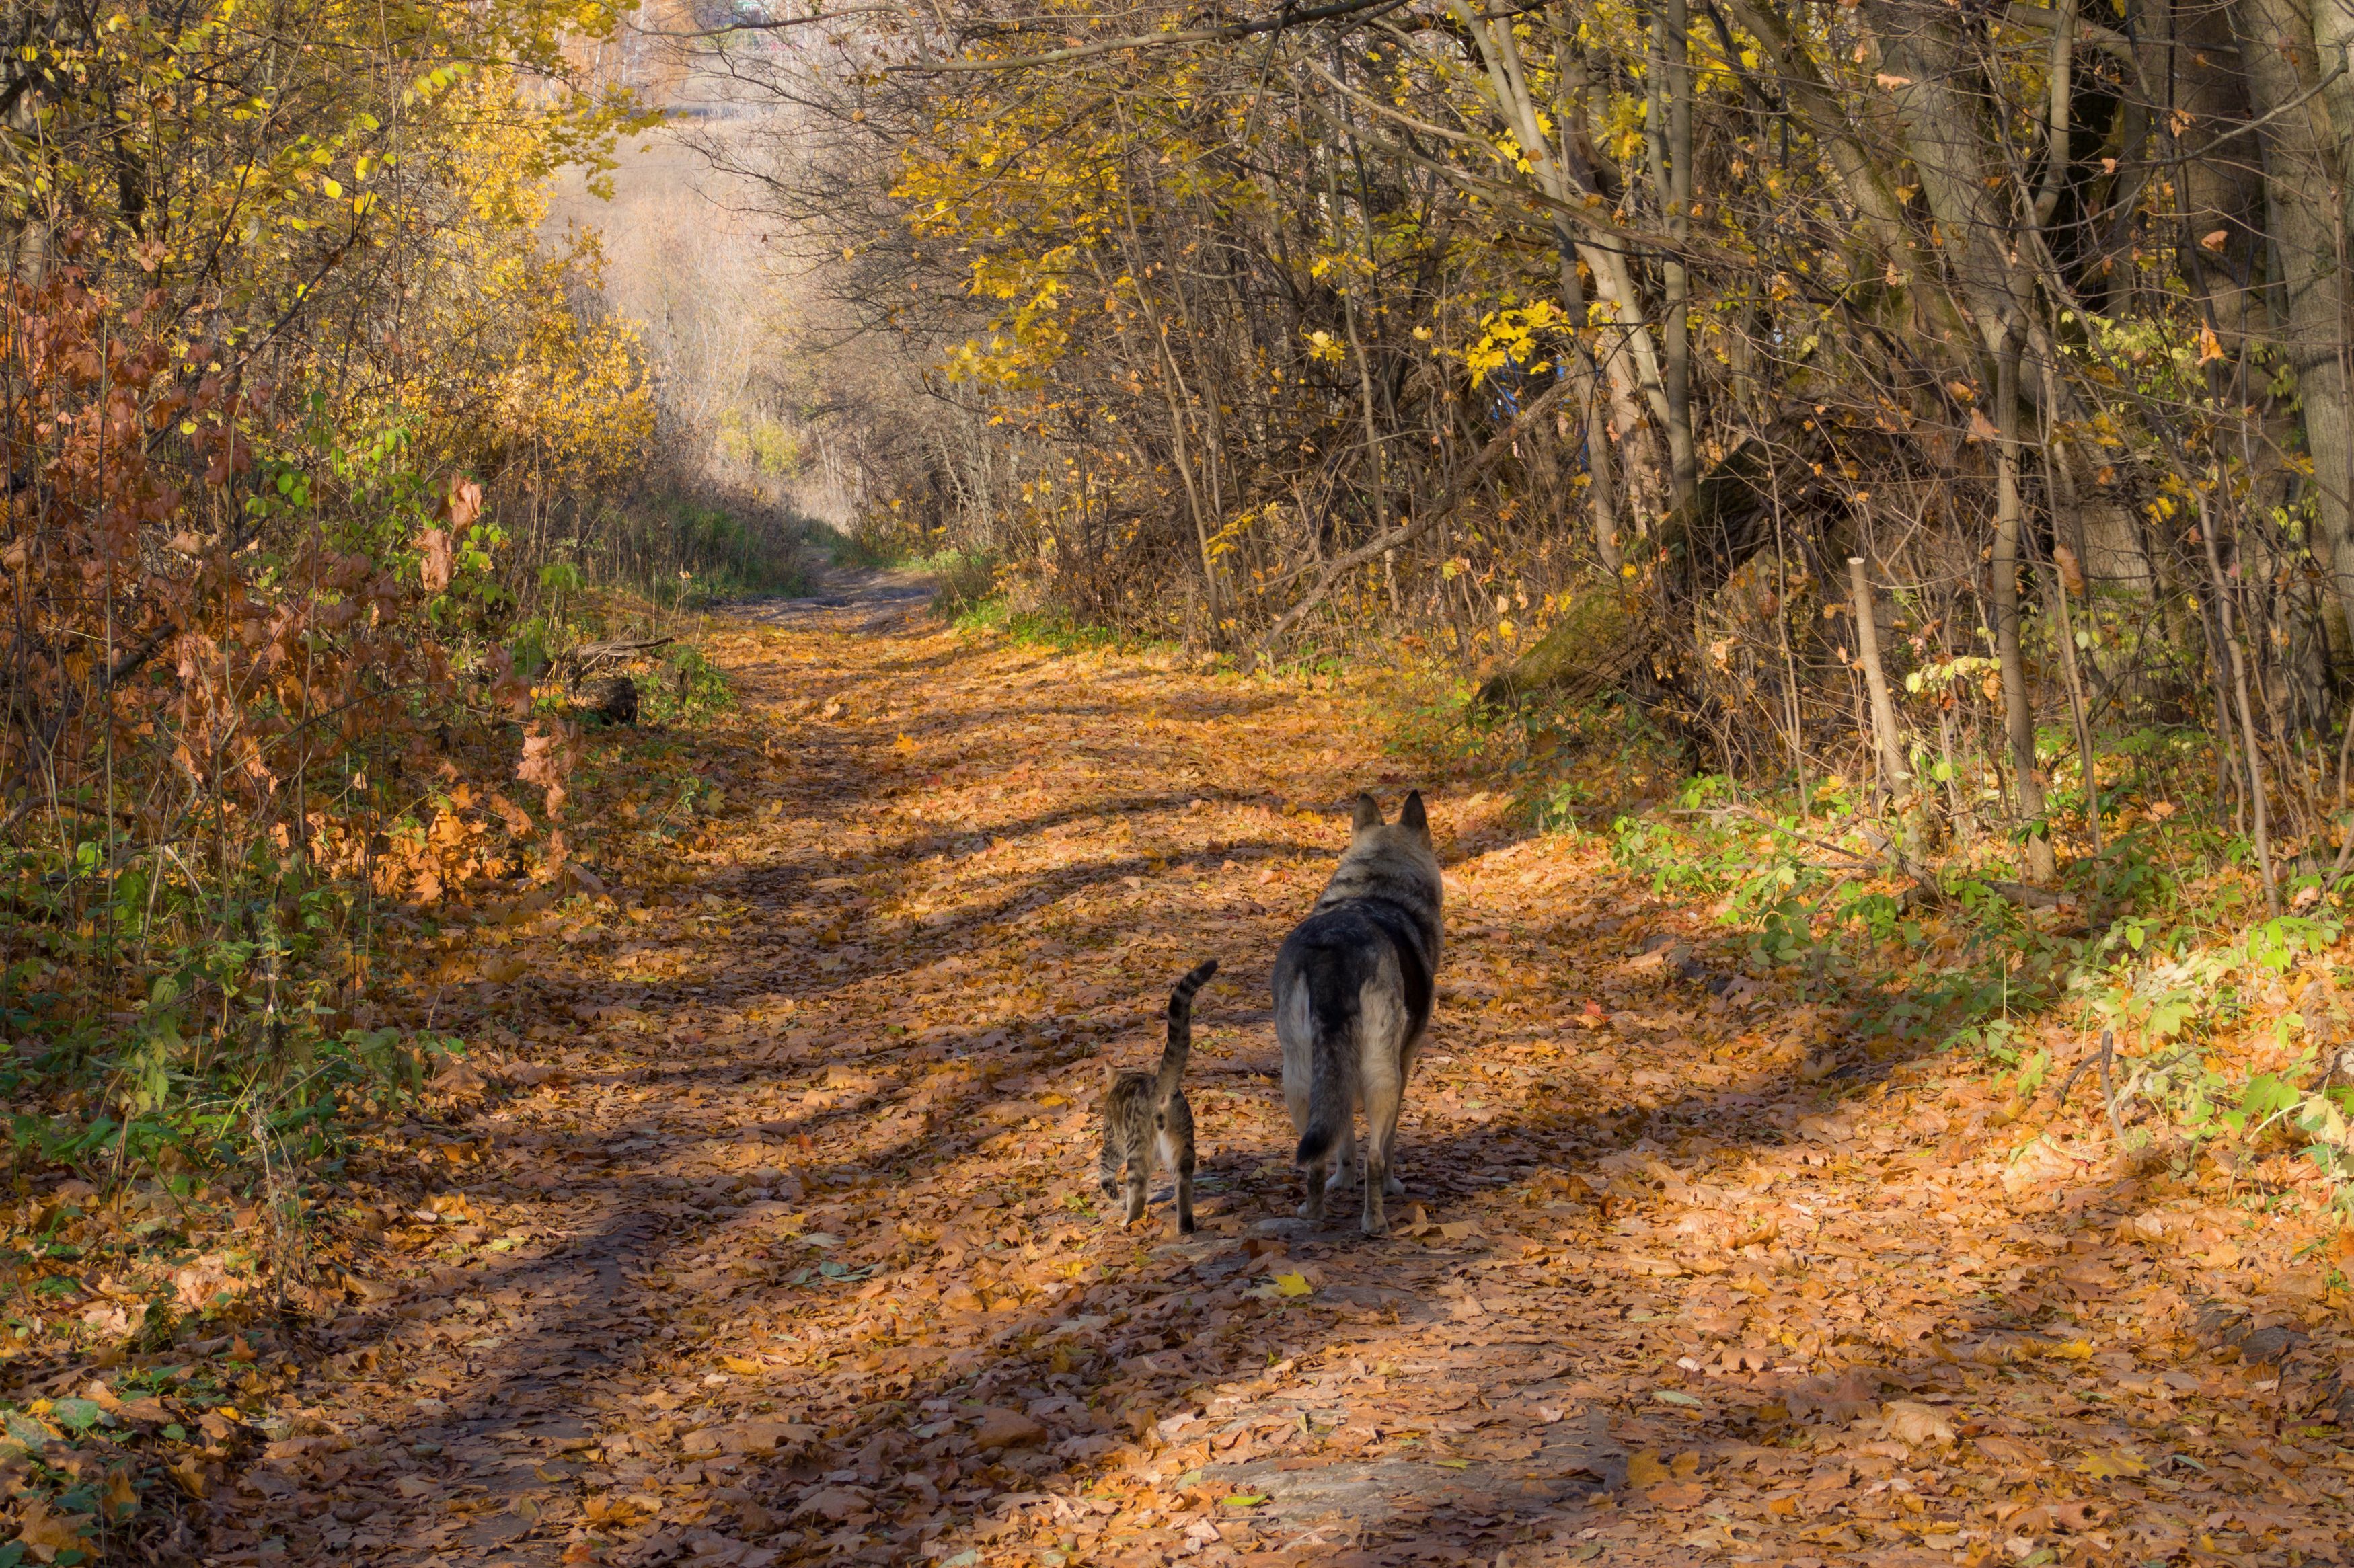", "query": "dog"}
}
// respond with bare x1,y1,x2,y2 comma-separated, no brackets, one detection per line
1272,791,1443,1234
